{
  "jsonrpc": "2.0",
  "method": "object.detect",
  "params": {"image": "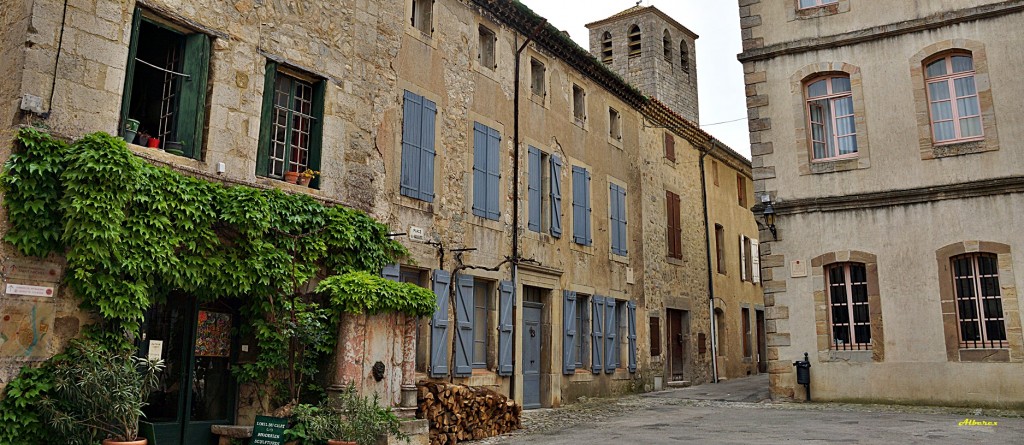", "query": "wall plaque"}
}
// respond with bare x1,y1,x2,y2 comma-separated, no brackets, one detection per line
5,284,55,297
